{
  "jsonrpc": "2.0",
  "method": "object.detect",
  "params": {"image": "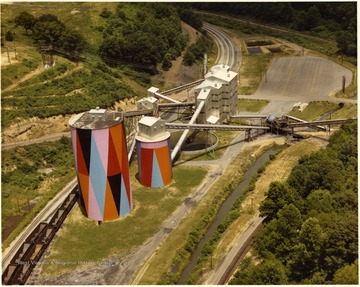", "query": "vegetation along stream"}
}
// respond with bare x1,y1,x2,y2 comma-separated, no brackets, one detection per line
177,148,280,284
